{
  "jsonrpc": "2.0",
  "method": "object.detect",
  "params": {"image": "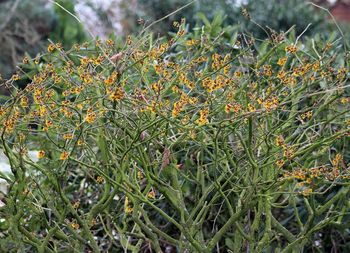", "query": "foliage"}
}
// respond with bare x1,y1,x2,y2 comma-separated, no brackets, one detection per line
136,0,332,38
0,18,350,253
0,0,86,81
49,0,86,49
0,0,55,80
228,0,328,37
